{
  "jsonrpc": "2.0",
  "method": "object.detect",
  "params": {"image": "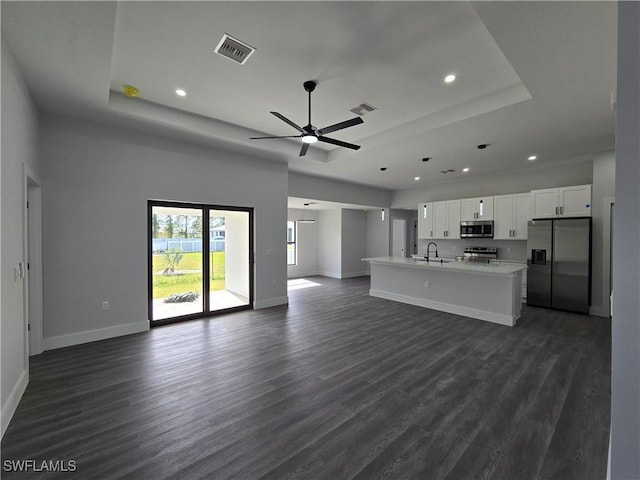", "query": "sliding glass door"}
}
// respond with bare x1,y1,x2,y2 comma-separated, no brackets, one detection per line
148,201,253,325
